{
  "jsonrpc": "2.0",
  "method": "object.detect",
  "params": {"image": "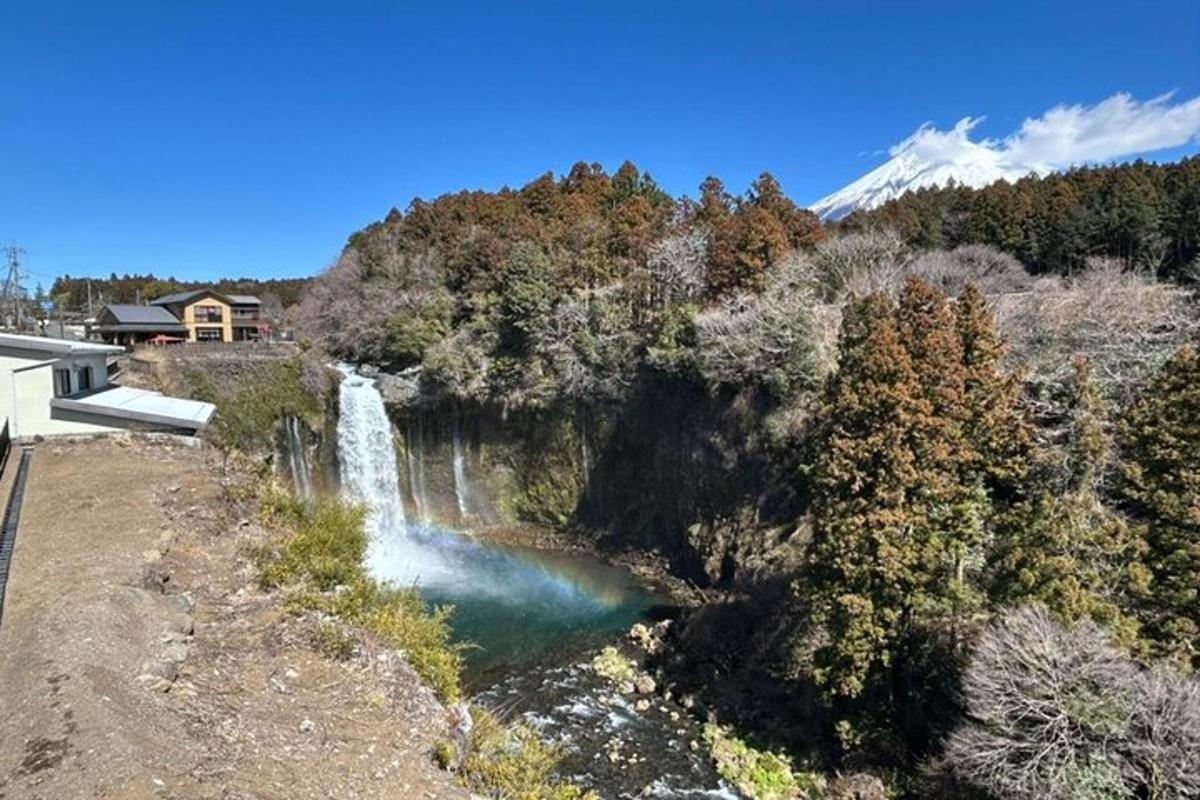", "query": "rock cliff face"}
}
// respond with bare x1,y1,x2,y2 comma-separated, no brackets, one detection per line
351,369,808,588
